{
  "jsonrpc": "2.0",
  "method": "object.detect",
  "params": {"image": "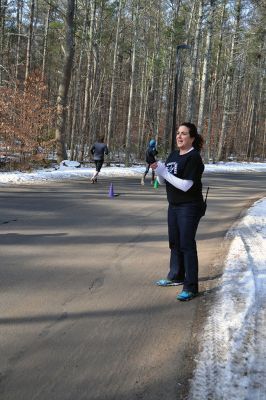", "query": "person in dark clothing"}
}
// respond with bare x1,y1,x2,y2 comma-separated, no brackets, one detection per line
141,139,158,185
90,137,109,183
151,122,204,301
